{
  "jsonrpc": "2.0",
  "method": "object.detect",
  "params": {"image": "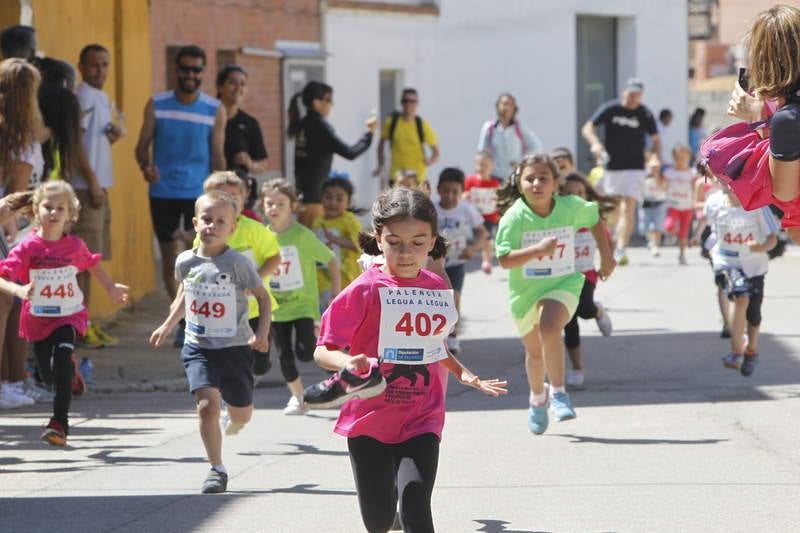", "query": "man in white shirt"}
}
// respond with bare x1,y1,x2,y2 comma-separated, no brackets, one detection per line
73,43,124,348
